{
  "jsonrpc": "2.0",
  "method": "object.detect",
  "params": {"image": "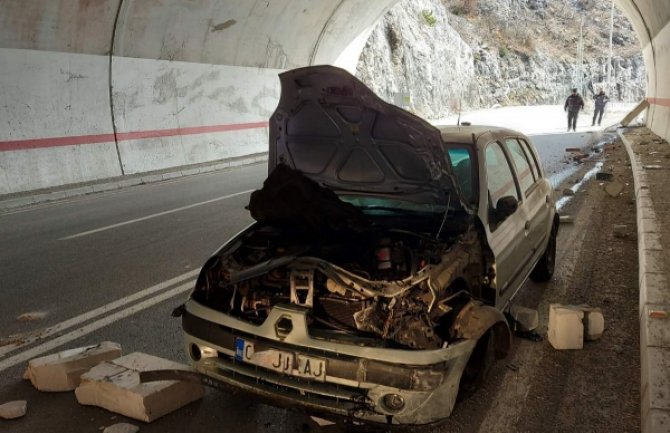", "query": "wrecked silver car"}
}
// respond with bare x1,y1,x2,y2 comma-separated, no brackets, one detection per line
179,65,558,427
